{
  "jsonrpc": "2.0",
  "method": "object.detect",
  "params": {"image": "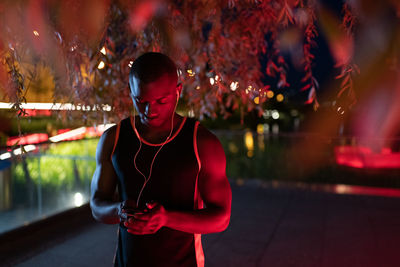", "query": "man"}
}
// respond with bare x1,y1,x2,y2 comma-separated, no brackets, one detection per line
90,52,232,267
